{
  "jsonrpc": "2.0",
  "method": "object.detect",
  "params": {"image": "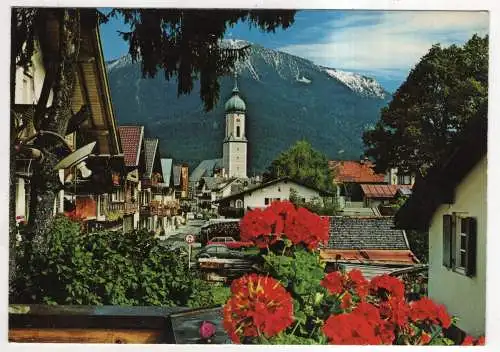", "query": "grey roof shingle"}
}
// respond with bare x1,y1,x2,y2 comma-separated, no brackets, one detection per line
327,217,409,250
